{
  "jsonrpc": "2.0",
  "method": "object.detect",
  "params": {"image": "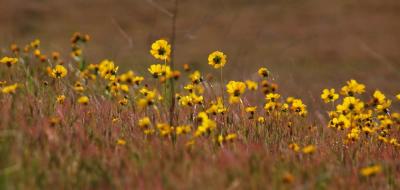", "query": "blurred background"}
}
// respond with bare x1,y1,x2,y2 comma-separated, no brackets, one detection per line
1,0,399,115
